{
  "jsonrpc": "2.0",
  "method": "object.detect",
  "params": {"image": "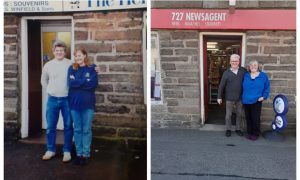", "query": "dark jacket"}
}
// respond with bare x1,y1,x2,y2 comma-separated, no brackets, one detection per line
217,67,246,101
